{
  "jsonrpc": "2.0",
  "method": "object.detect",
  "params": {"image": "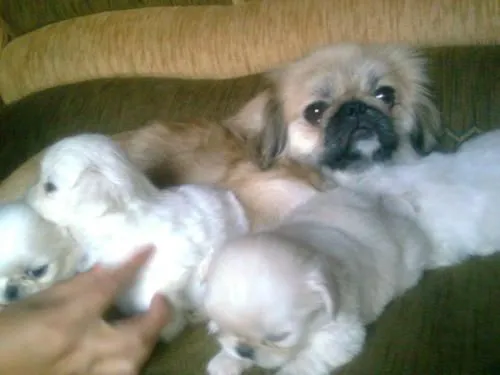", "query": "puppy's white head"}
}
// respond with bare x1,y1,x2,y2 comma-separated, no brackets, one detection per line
27,133,157,226
203,233,336,369
0,202,79,304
